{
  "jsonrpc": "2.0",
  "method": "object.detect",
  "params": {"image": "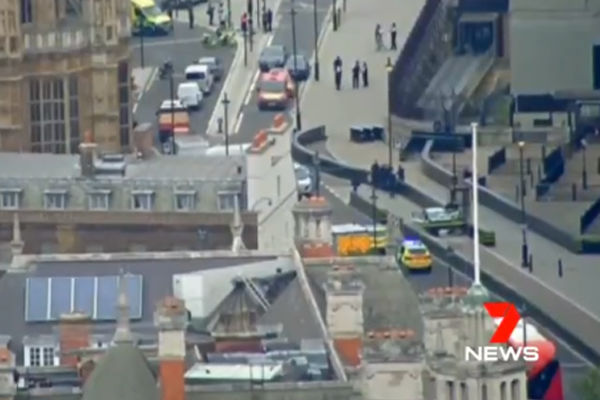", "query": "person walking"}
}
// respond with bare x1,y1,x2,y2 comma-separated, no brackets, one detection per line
333,56,343,90
218,1,225,28
375,24,383,51
207,2,215,25
352,61,360,89
266,8,273,32
390,22,397,50
262,8,268,32
187,3,194,29
361,61,369,87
